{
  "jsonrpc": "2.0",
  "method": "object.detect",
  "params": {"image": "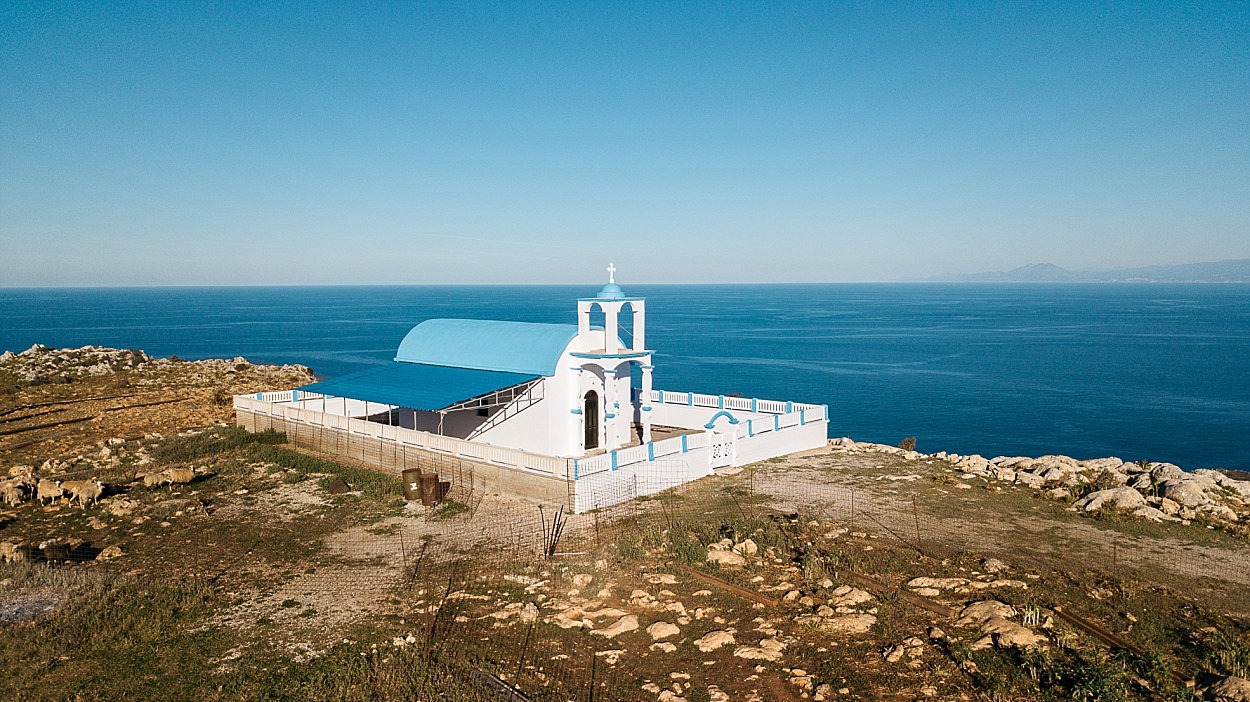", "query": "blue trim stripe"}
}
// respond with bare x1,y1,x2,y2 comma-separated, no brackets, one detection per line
748,419,754,437
647,442,654,461
611,451,618,471
573,459,579,480
751,398,757,412
774,414,780,431
718,395,724,409
800,409,806,426
688,392,694,406
681,434,688,453
570,408,583,415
